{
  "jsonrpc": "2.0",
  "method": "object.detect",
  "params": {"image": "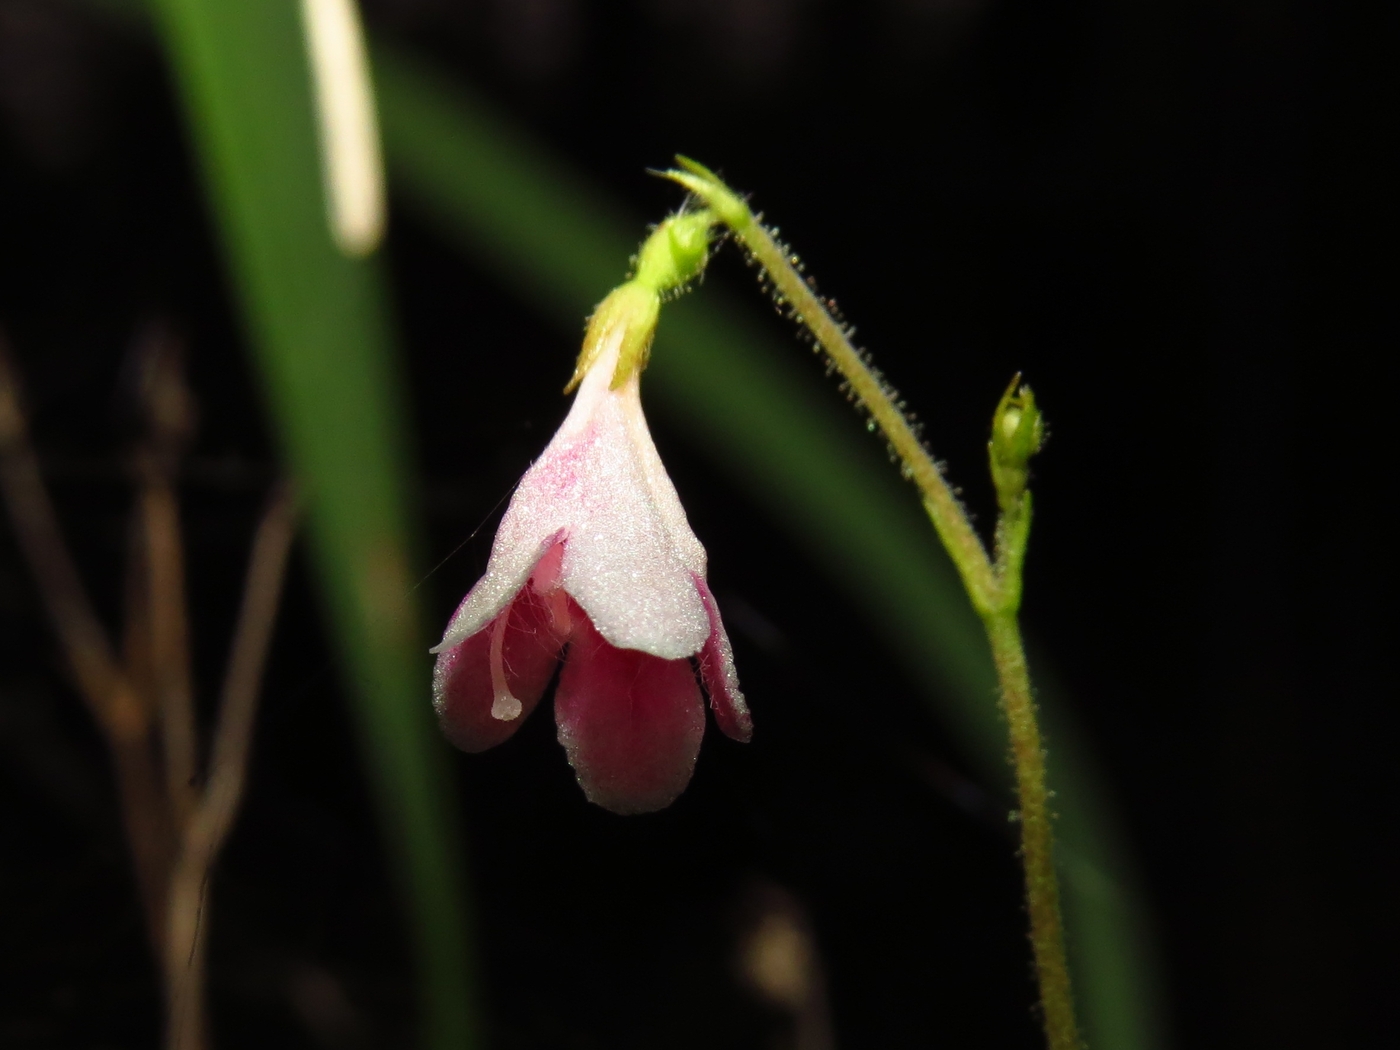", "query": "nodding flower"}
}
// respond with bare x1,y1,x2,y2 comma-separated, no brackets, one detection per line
430,212,751,814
